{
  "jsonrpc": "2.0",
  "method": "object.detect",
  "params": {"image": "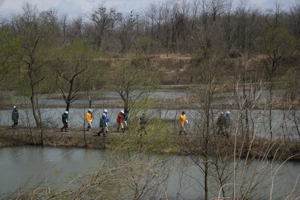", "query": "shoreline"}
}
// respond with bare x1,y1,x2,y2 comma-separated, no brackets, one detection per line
1,127,299,162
